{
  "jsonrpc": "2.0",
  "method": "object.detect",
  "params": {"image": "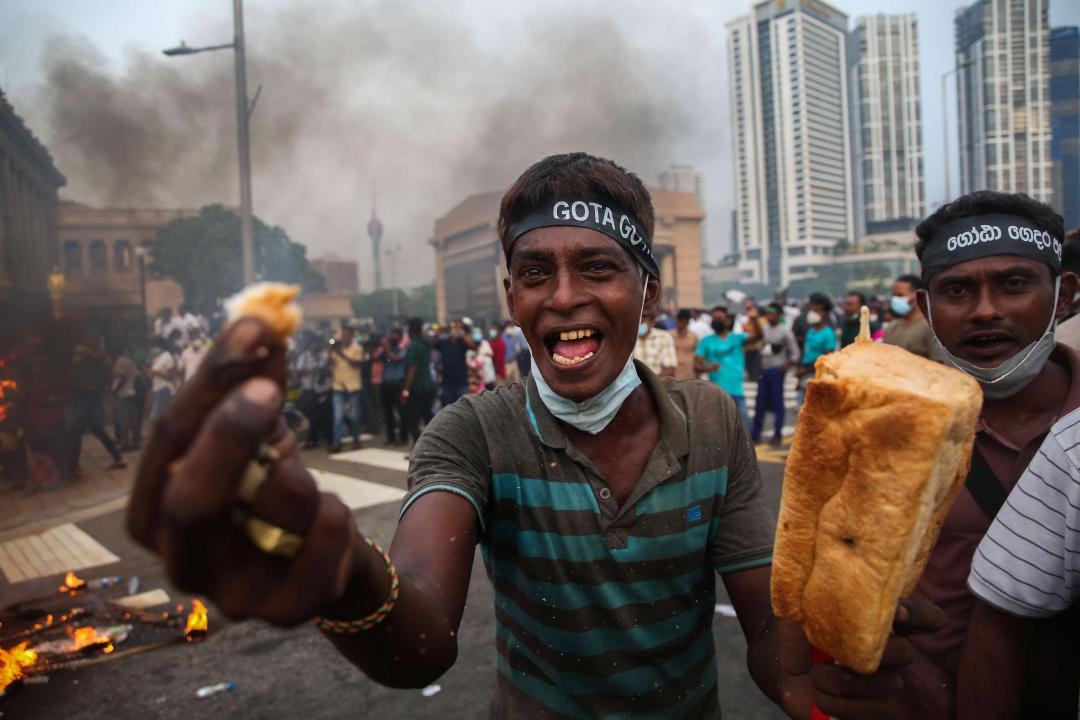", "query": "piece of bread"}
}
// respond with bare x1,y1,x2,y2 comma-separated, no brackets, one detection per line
224,282,303,343
771,325,981,674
